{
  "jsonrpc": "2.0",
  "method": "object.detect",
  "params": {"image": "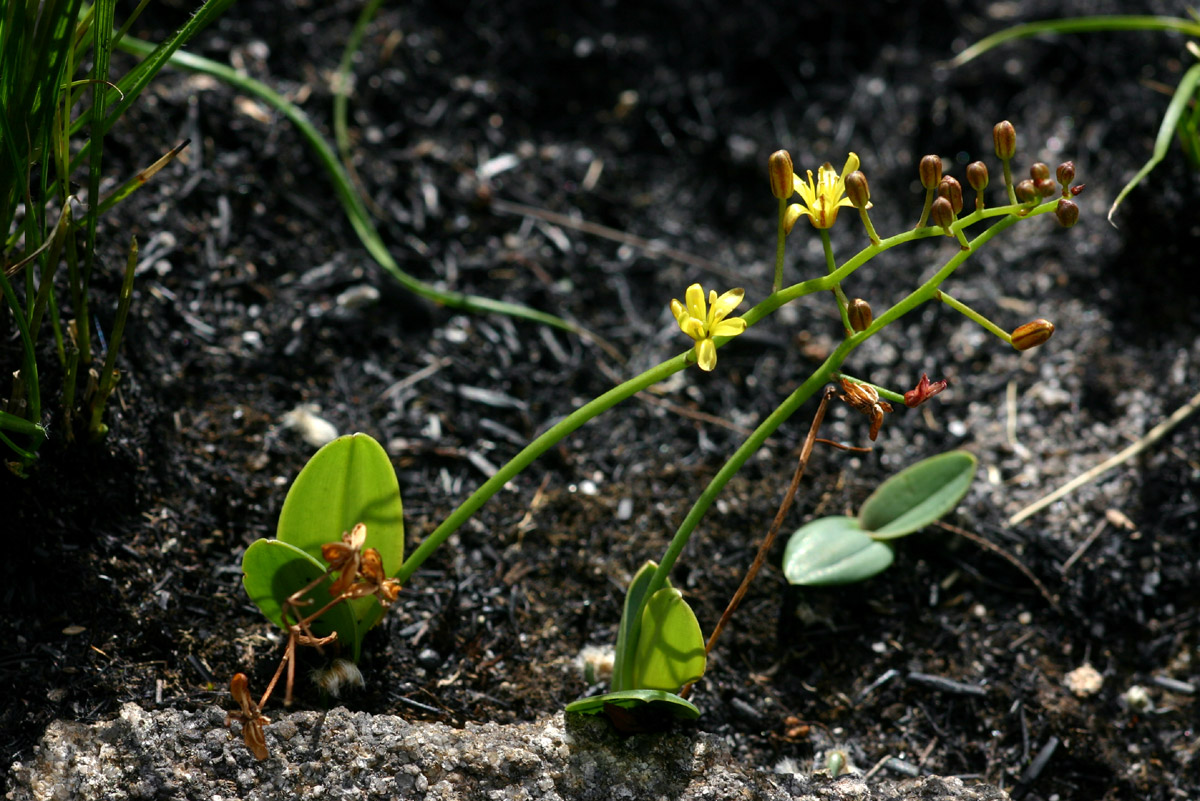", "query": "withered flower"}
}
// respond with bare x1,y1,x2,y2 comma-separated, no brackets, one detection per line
322,522,367,597
903,373,949,408
226,673,270,760
838,378,893,441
